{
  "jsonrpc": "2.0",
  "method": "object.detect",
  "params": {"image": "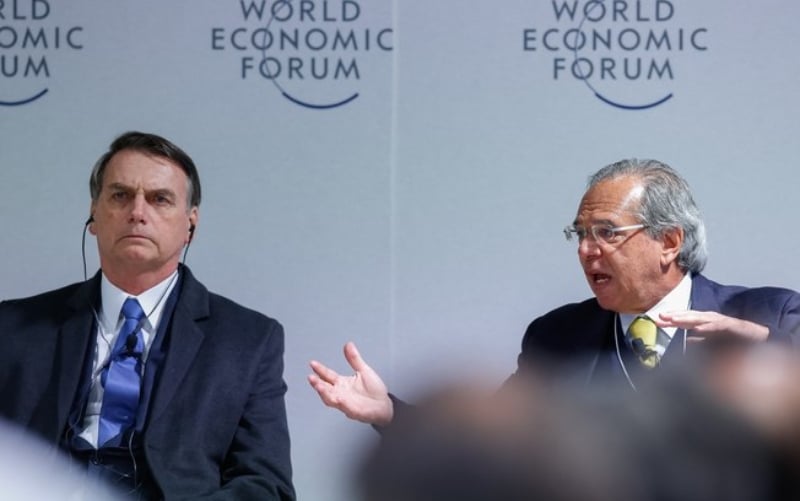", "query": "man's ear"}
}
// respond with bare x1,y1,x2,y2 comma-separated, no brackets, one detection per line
660,227,684,266
88,204,96,235
186,207,199,244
